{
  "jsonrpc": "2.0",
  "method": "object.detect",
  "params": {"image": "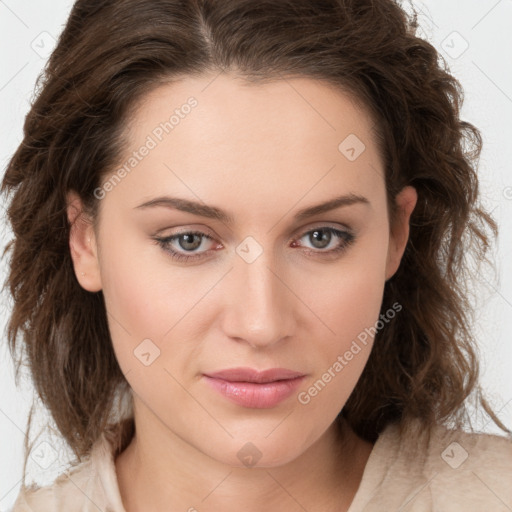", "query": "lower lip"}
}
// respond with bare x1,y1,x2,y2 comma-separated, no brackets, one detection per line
203,375,305,408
